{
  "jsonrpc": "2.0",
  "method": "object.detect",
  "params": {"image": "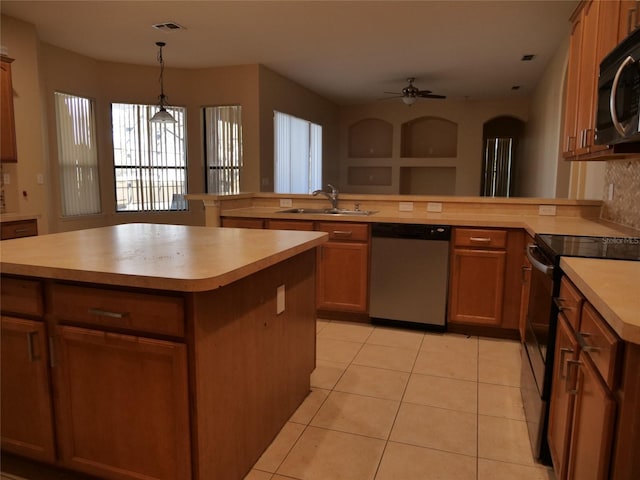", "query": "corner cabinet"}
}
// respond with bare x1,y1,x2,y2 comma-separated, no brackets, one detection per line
448,227,524,337
1,56,17,163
